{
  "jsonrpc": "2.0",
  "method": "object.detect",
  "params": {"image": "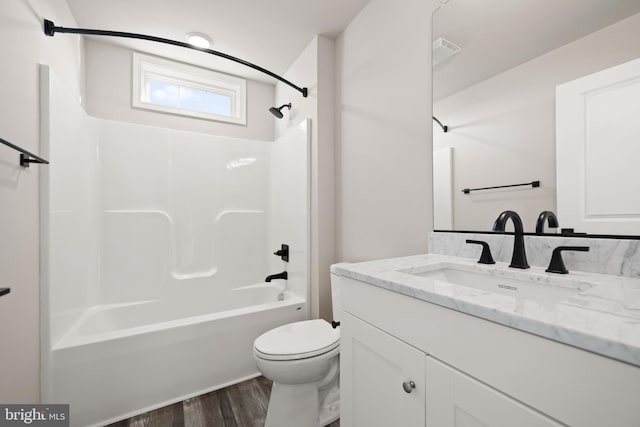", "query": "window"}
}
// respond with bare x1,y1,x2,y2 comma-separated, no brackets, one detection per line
133,52,246,125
